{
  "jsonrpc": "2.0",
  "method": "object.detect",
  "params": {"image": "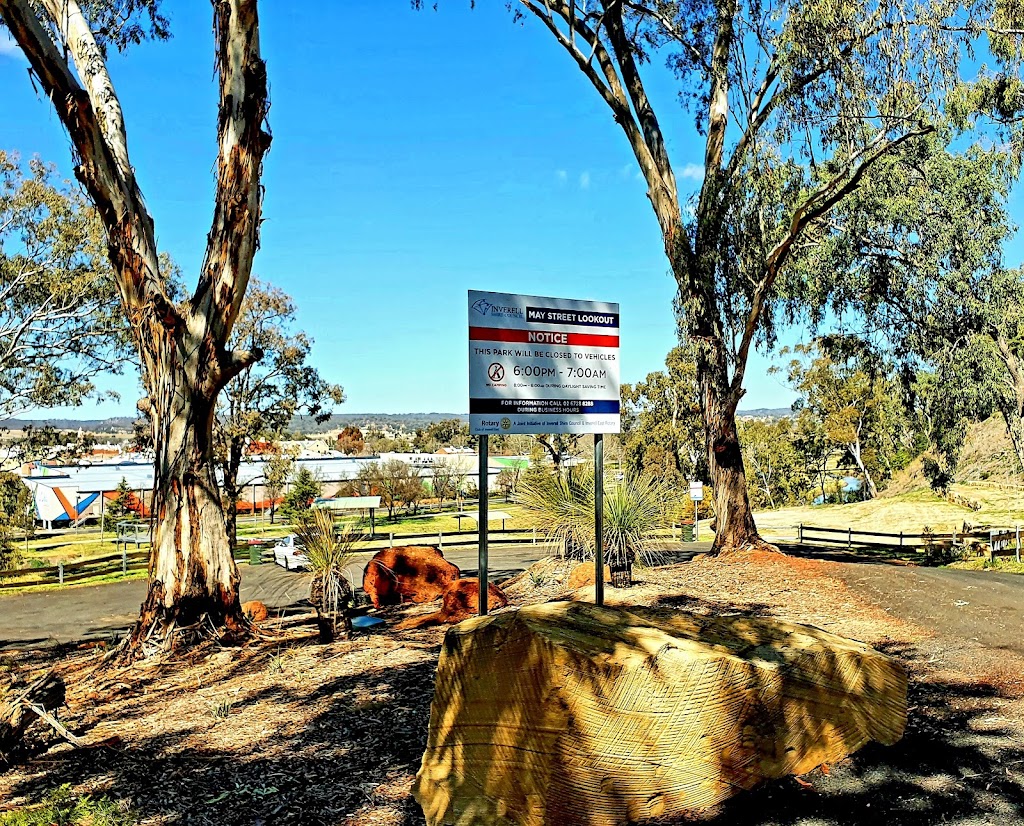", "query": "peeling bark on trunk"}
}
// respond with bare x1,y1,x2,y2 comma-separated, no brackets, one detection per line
127,328,246,651
700,369,764,554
